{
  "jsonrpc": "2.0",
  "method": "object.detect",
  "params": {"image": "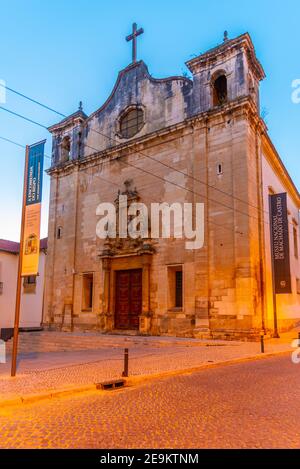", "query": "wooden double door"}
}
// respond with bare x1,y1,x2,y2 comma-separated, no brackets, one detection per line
115,269,142,330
